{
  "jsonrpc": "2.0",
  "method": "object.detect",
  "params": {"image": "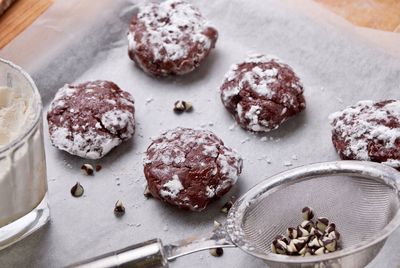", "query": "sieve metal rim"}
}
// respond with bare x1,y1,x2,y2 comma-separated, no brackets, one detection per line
226,160,400,264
